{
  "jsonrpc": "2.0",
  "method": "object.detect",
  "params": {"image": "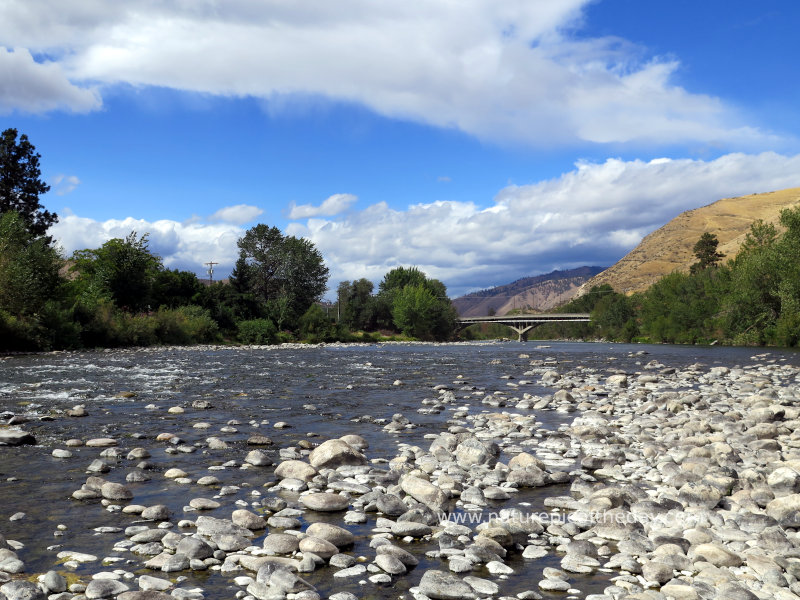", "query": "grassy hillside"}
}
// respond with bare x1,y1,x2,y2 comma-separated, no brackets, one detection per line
579,187,800,295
